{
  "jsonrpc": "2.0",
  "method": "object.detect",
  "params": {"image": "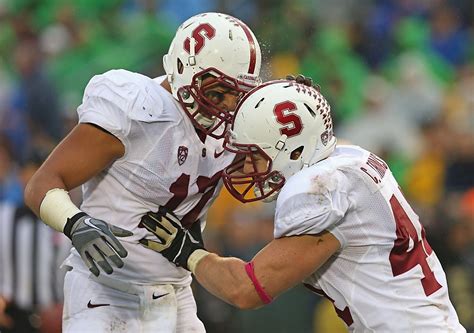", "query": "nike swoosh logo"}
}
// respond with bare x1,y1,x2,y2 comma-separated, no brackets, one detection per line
152,292,169,300
83,218,101,231
214,149,225,158
87,300,110,308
